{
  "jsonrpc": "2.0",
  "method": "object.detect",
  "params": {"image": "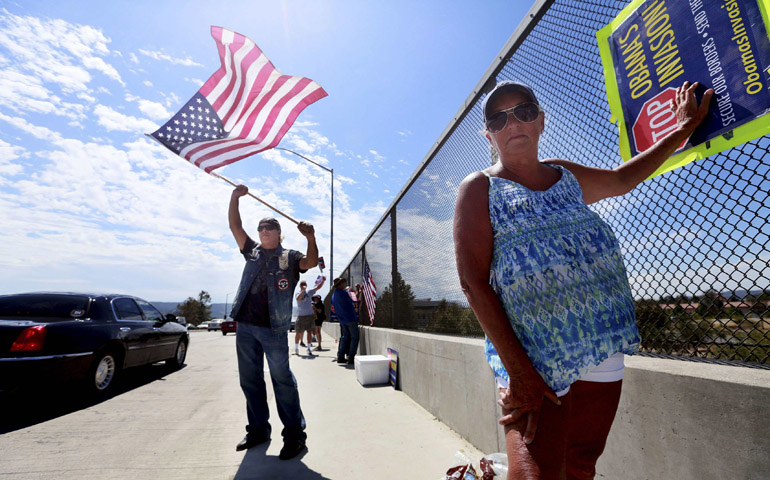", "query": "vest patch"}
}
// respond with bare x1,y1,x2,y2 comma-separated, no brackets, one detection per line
277,278,289,290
